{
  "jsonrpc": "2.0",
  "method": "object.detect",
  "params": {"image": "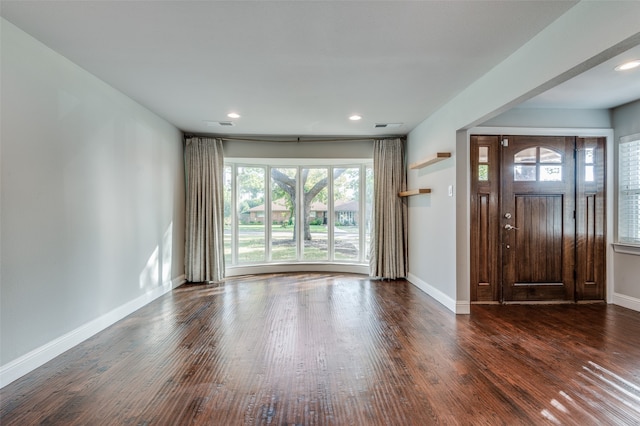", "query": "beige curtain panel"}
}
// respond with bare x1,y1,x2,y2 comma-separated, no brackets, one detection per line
184,137,225,283
370,138,408,279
